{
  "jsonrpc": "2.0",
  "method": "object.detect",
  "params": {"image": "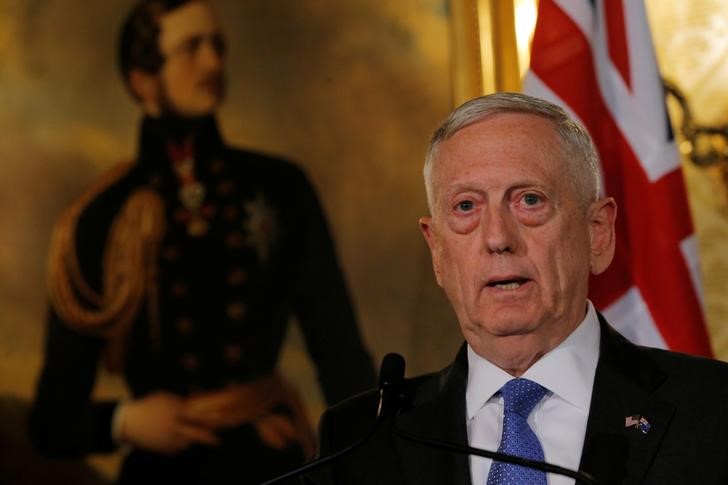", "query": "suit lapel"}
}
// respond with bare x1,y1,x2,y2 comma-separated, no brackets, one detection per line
394,345,472,485
579,315,675,484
